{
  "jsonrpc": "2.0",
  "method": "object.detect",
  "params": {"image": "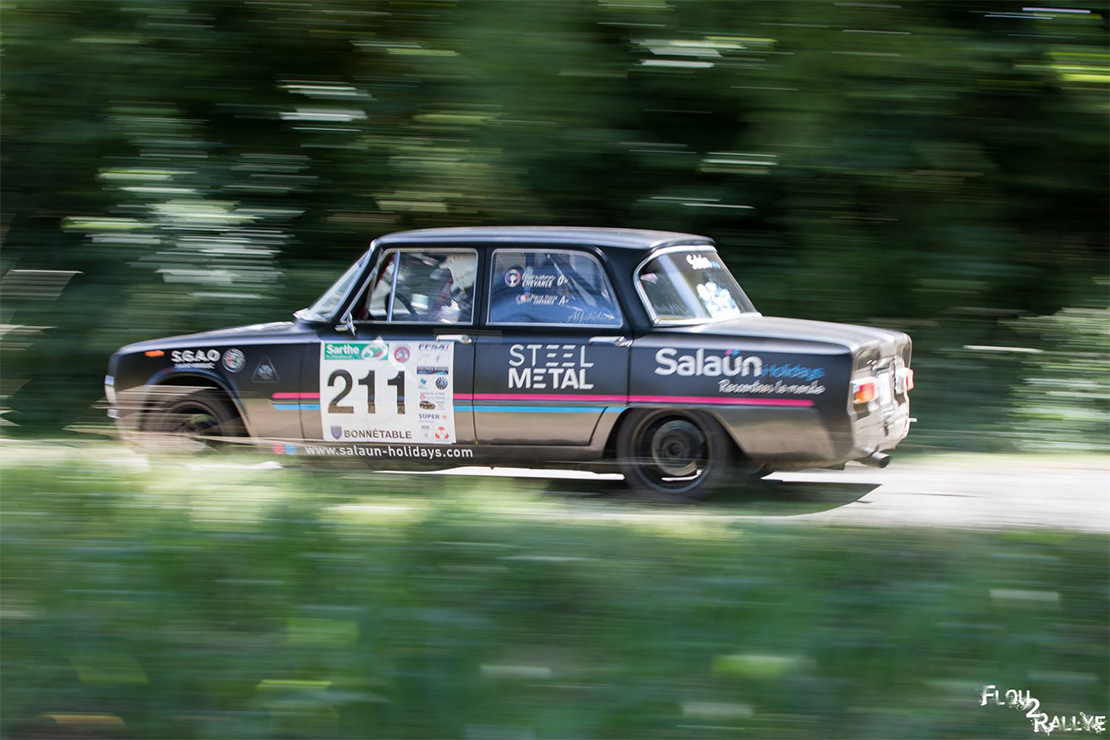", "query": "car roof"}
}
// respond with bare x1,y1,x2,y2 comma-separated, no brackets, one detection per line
374,226,713,251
